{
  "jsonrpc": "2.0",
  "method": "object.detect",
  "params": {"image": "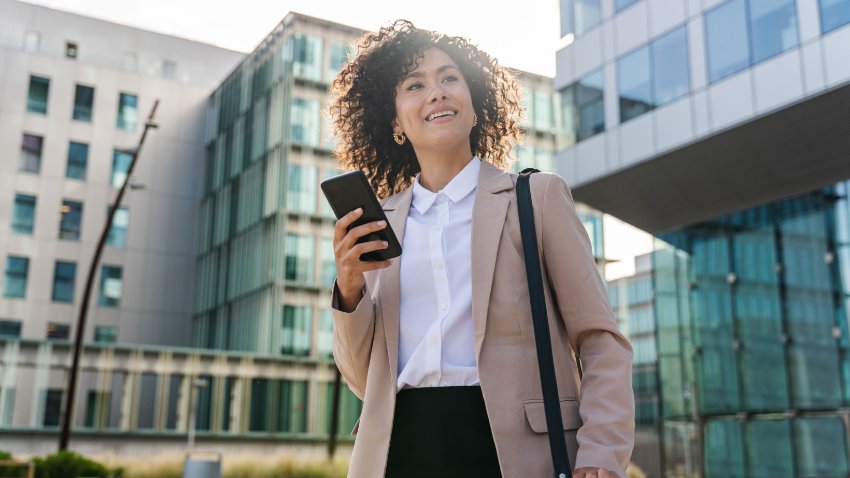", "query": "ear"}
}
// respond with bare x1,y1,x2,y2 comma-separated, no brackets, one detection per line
391,118,401,133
